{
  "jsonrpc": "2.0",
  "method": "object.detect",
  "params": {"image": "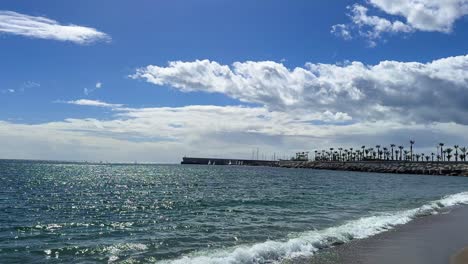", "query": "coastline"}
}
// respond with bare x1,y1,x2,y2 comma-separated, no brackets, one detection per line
278,161,468,177
296,205,468,264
